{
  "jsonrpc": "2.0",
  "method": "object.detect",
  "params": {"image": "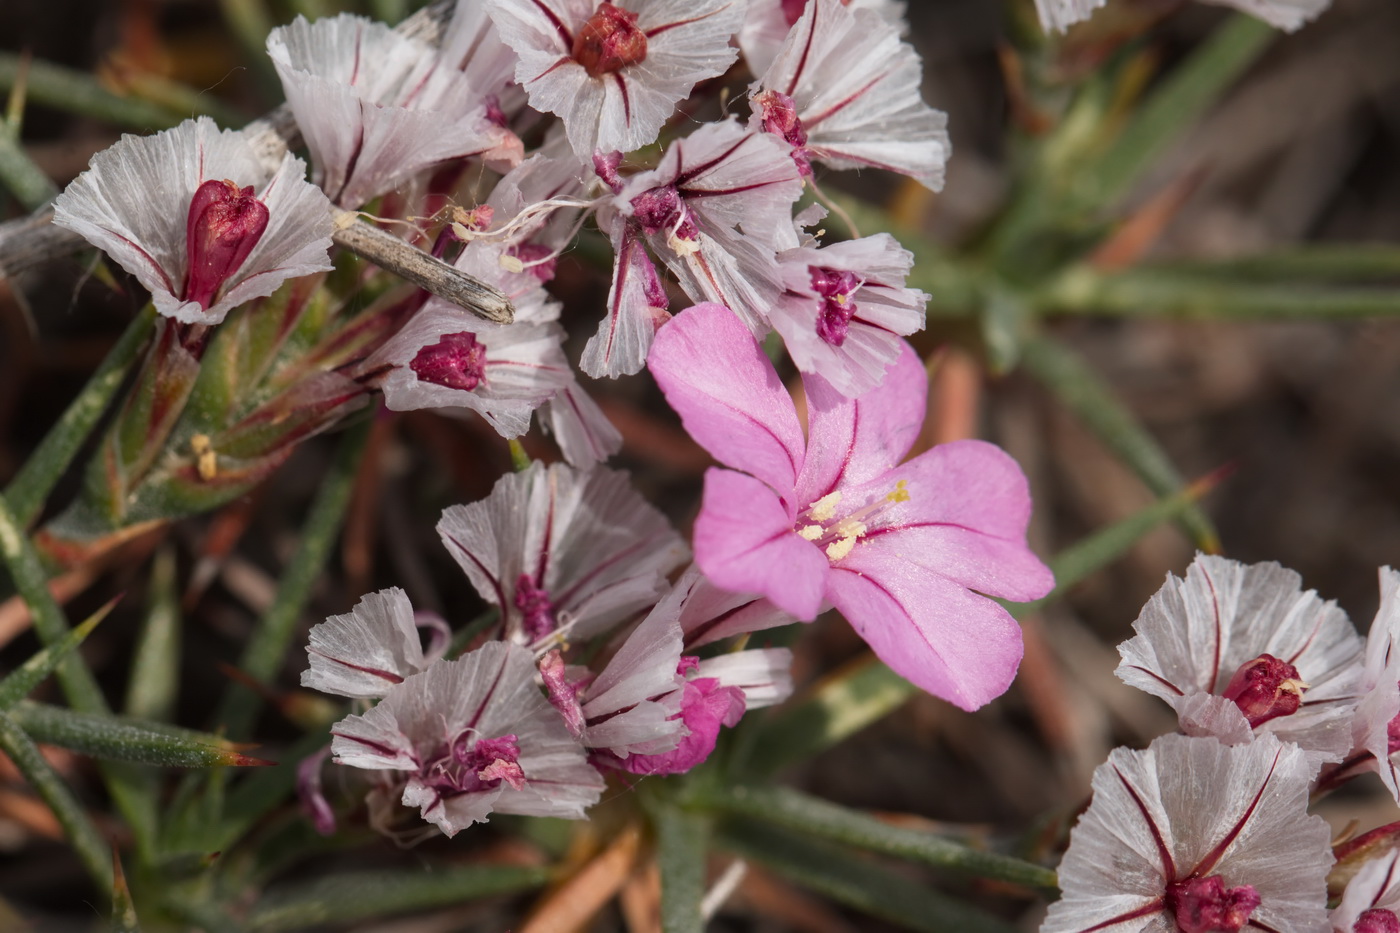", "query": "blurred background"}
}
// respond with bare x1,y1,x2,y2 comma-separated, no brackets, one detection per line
1,0,1399,929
